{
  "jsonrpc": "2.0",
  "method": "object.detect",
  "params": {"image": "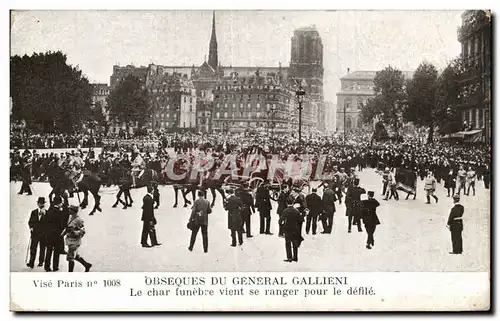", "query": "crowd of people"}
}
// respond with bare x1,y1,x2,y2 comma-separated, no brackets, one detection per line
10,131,104,150
13,130,487,270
